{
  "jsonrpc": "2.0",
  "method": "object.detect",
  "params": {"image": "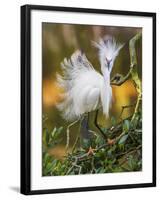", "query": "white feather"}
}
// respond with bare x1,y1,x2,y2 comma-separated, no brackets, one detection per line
56,35,123,121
